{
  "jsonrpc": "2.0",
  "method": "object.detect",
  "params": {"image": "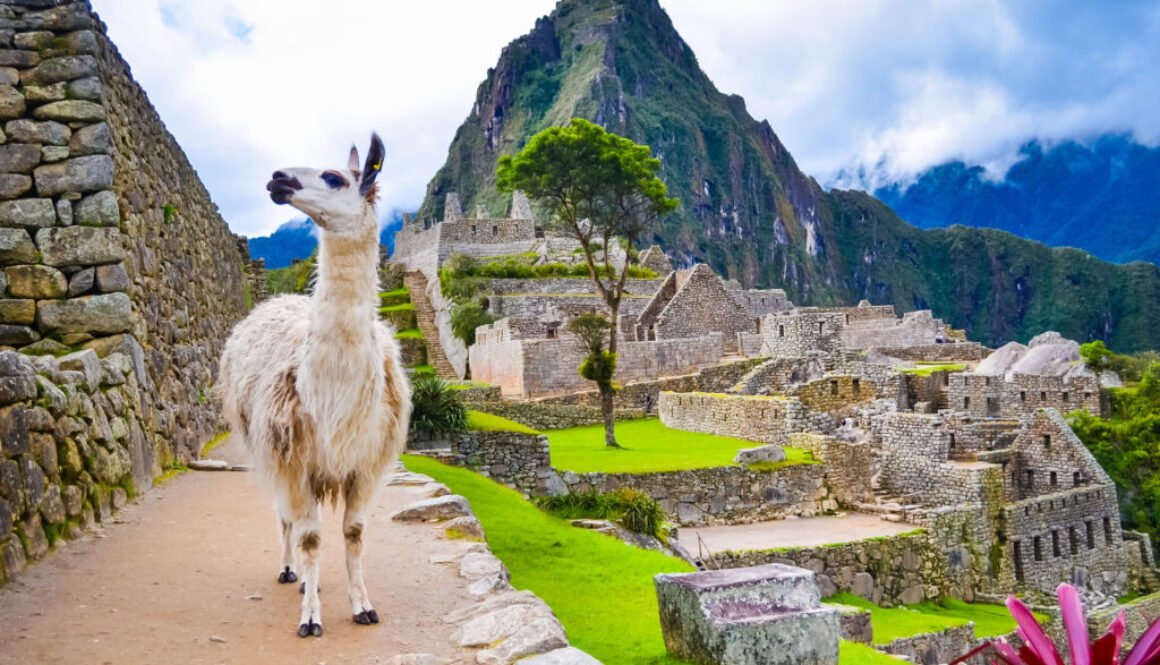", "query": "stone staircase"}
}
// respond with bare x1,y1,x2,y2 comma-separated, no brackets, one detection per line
403,271,457,379
854,474,924,523
1140,567,1160,593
